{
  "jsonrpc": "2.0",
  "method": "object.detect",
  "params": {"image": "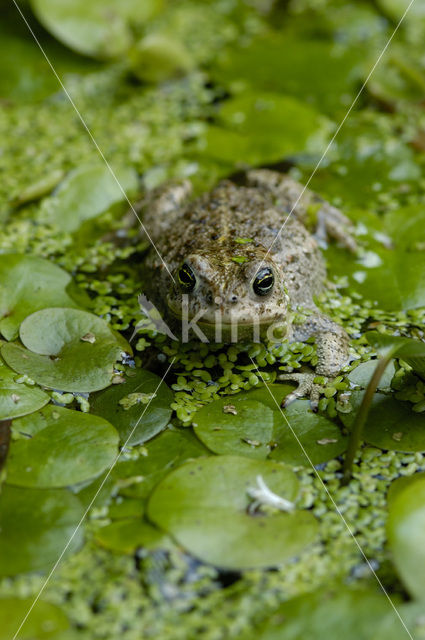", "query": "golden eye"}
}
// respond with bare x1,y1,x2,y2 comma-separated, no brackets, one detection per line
253,267,274,296
178,263,196,292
